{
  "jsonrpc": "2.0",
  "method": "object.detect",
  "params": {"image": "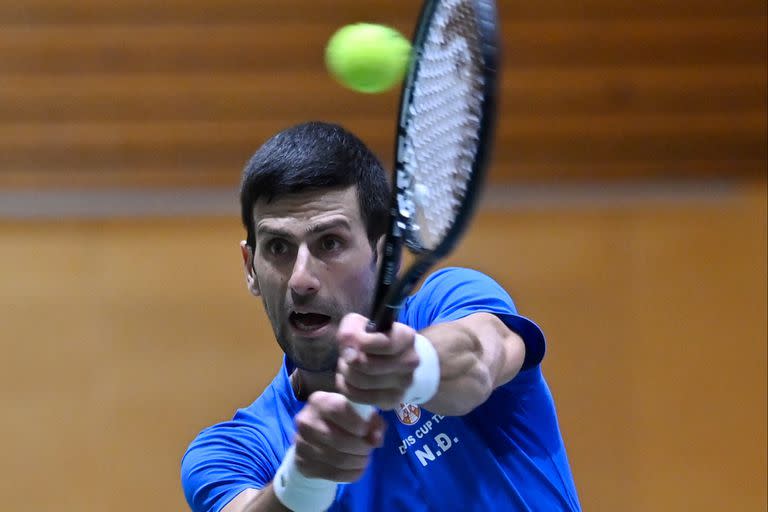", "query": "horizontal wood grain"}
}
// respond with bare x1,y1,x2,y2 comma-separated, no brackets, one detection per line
0,181,764,511
0,0,763,24
0,2,765,187
0,19,764,73
0,113,763,177
1,66,764,121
